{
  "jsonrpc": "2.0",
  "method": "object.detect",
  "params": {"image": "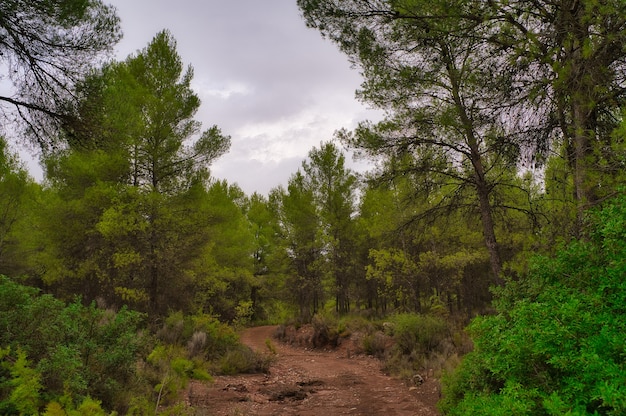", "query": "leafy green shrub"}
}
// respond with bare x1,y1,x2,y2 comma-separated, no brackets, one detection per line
216,345,273,375
339,314,379,336
157,311,186,344
43,401,66,416
146,345,192,407
374,313,452,381
233,299,254,328
265,338,278,355
390,313,449,355
440,192,626,415
157,311,240,360
311,313,340,347
0,277,147,413
72,397,108,415
45,301,146,409
0,277,65,362
362,331,389,358
1,348,42,415
192,314,239,360
43,396,108,416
